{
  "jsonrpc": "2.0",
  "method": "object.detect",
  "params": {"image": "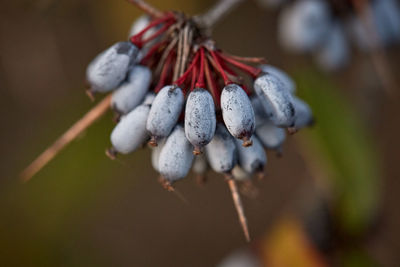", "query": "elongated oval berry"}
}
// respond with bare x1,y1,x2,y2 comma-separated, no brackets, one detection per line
234,136,267,174
314,22,349,71
185,88,216,154
254,73,296,127
111,65,152,114
293,96,313,129
86,42,138,93
221,84,255,147
259,64,296,93
278,0,331,52
251,96,273,128
256,120,286,150
110,104,150,154
158,125,194,182
146,85,184,146
205,123,237,174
